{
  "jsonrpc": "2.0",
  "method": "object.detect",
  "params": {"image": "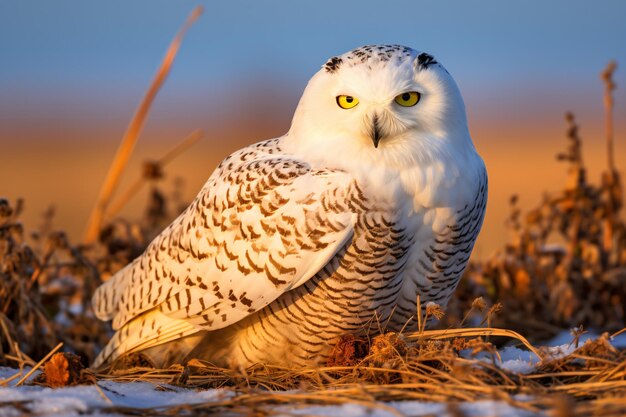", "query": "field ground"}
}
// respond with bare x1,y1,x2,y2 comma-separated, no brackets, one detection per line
1,331,625,416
